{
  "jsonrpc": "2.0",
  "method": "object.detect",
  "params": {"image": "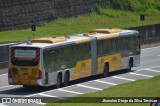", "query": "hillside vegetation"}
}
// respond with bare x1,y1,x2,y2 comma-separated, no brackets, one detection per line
99,0,160,15
0,0,159,43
